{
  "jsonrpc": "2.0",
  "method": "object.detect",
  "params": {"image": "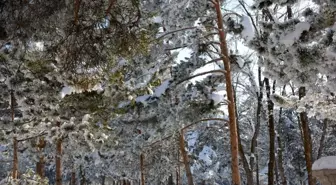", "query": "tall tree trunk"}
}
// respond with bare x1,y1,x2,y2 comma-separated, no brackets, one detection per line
56,122,62,185
12,137,18,179
233,83,253,185
179,133,194,185
265,78,275,185
140,153,145,185
299,87,315,185
168,174,174,185
11,90,18,180
213,0,241,184
256,142,260,185
251,67,263,182
80,166,86,185
277,107,287,185
71,168,76,185
275,160,280,184
176,145,181,185
36,137,46,178
101,175,105,185
317,119,328,159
